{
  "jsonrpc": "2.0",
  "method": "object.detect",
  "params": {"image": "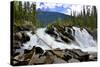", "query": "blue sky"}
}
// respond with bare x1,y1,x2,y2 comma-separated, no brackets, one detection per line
36,2,92,16
36,2,72,15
